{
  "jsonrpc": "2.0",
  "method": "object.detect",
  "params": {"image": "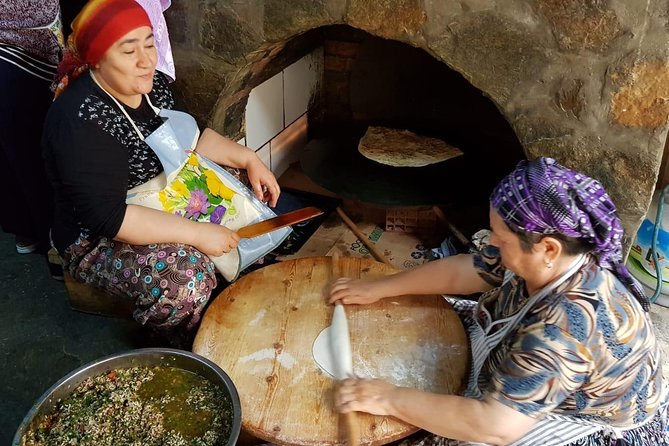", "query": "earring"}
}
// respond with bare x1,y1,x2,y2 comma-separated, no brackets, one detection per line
545,260,553,269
